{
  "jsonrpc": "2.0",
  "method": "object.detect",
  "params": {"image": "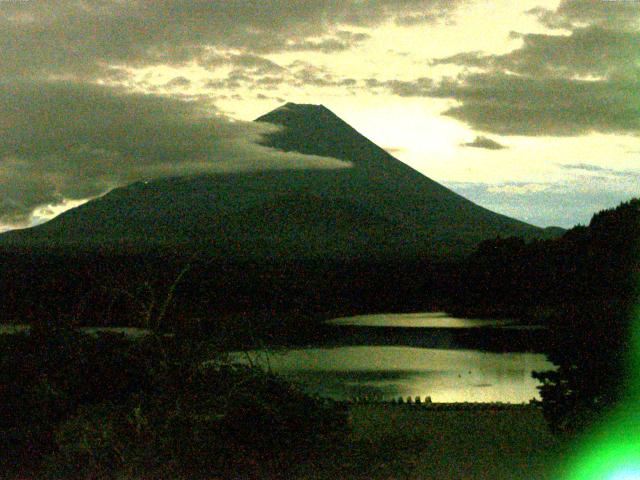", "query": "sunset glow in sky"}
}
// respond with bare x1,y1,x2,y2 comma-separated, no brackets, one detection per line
0,0,638,230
